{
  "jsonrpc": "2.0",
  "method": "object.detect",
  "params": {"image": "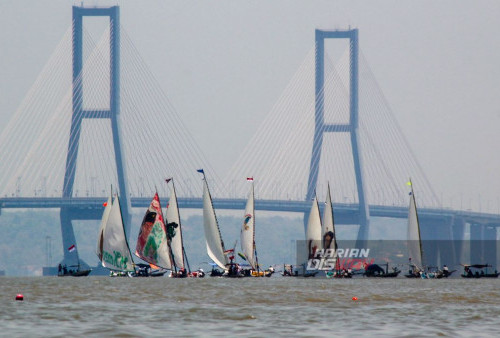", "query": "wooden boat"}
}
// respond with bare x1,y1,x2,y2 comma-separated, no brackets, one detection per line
364,263,401,278
165,178,204,278
134,191,171,277
404,180,443,279
96,192,136,276
240,178,274,277
461,264,499,278
198,169,237,277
